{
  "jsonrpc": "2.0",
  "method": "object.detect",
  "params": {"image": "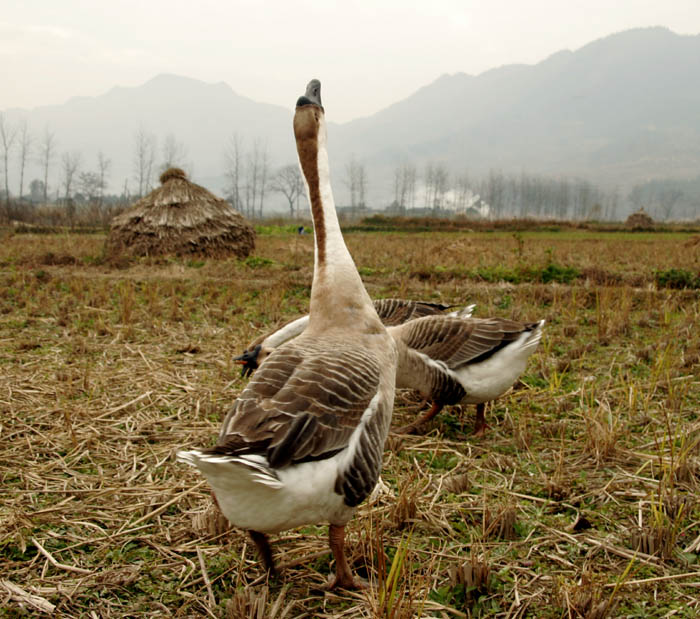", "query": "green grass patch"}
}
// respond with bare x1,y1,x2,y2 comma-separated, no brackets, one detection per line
655,268,700,289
